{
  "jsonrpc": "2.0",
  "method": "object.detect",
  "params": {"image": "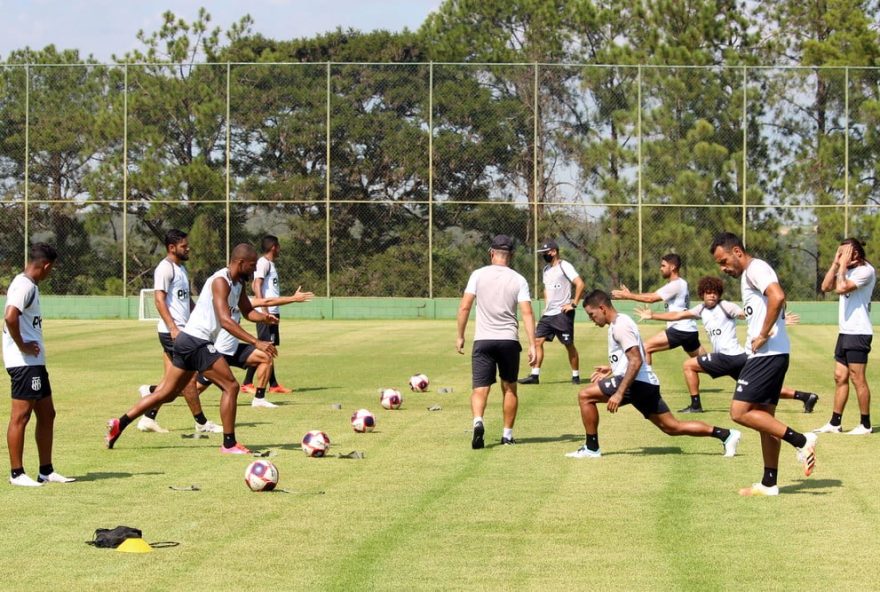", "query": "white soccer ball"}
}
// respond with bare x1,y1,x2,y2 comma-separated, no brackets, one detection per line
301,430,331,457
244,460,279,492
409,373,429,392
351,409,376,433
380,388,403,410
